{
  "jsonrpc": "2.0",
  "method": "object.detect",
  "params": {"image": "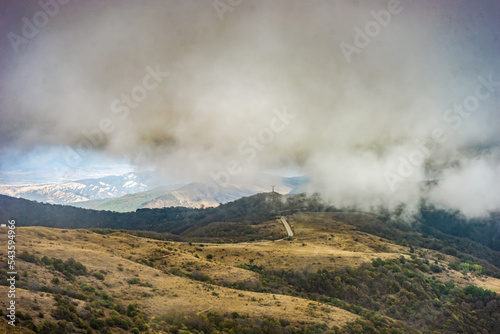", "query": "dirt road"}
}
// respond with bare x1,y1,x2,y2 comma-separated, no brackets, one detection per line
110,216,295,246
280,216,293,237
